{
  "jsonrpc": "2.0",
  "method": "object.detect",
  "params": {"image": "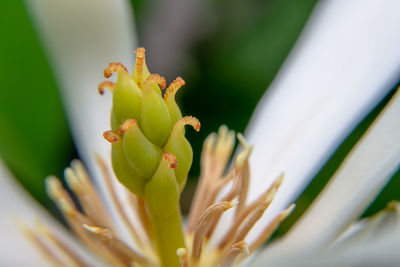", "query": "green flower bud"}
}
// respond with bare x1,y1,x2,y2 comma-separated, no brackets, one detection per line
163,116,200,191
100,48,199,267
145,152,180,217
103,130,146,195
120,119,162,180
113,69,141,125
101,62,142,131
140,75,171,147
